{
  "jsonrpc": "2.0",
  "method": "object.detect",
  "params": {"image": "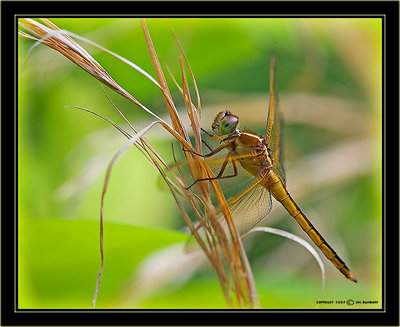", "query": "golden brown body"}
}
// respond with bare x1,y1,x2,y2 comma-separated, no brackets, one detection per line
227,130,357,282
190,53,356,283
